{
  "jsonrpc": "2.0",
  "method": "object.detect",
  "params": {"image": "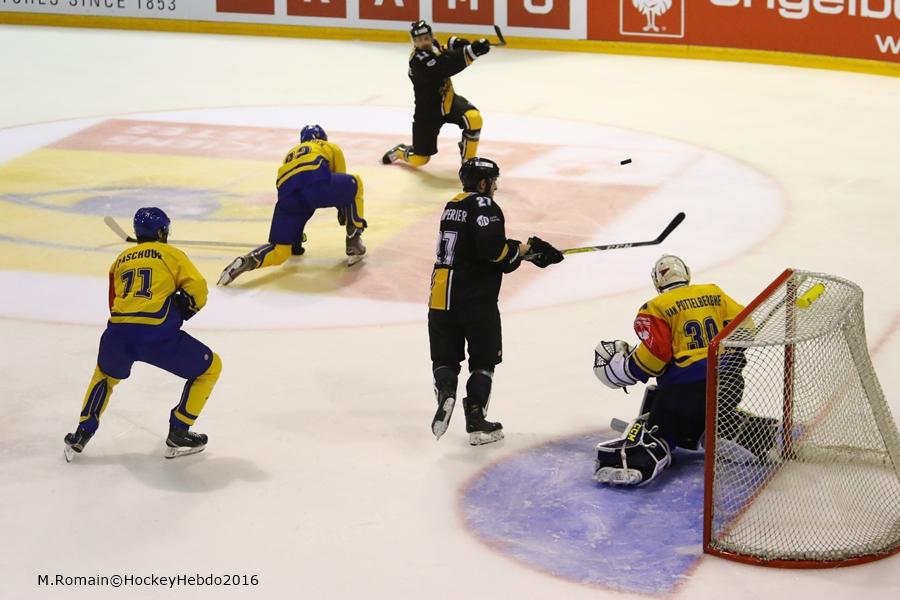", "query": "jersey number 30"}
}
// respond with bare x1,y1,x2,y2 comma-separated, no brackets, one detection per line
684,318,719,350
121,268,153,299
